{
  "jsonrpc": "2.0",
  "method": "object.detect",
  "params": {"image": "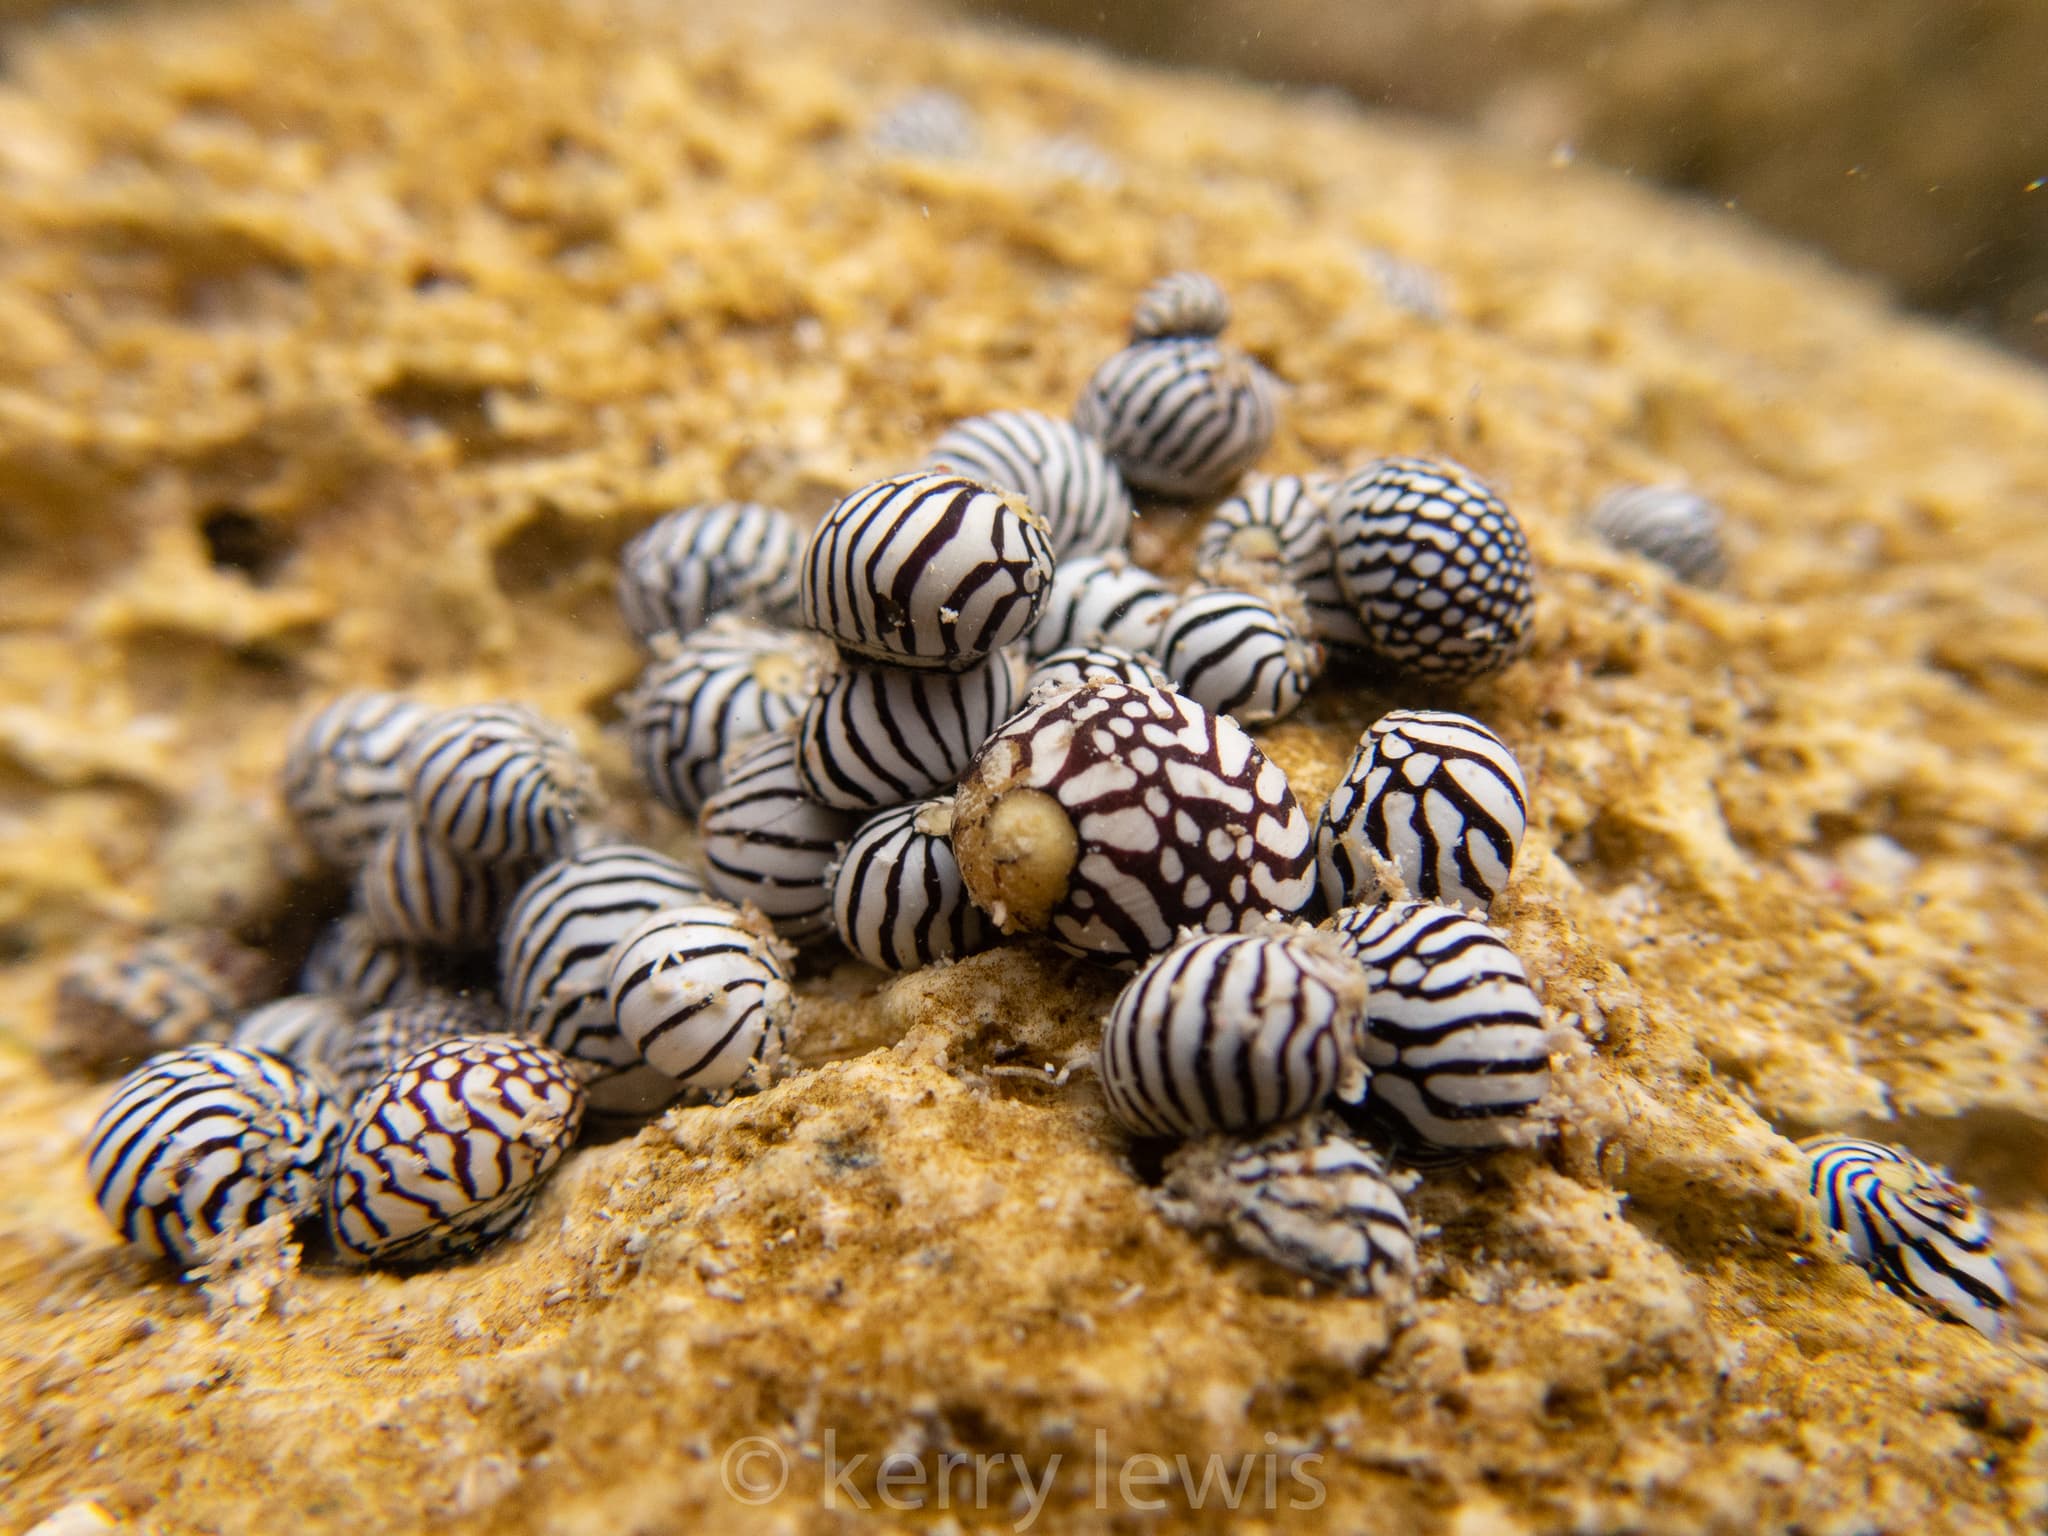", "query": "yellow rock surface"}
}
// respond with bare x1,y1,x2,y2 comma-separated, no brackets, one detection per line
0,0,2044,1530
